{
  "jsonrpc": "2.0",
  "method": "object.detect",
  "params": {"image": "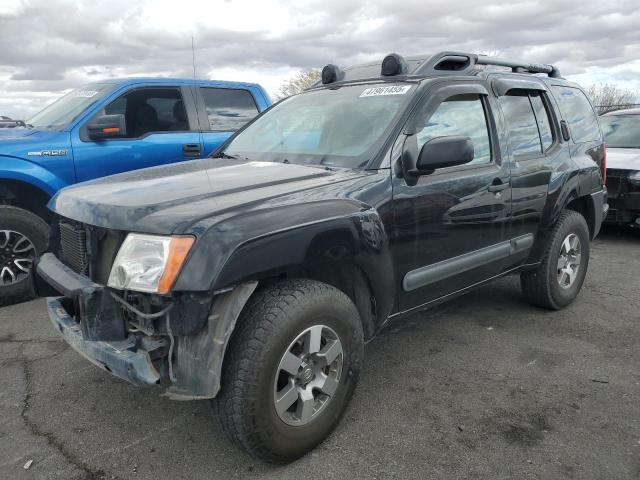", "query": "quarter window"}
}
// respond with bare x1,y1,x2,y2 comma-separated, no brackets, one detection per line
200,88,259,131
551,86,600,143
417,94,492,165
